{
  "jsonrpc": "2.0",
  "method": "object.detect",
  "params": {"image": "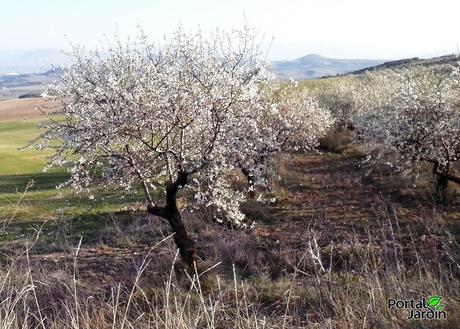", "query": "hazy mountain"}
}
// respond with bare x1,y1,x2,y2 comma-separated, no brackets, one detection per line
0,49,68,75
270,54,385,80
0,69,59,101
0,70,56,88
0,49,385,79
